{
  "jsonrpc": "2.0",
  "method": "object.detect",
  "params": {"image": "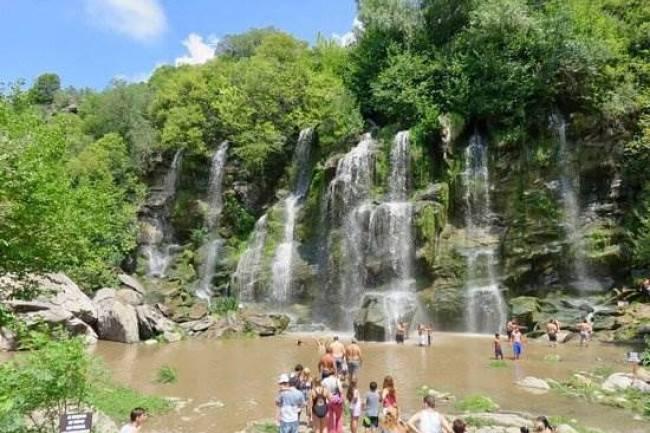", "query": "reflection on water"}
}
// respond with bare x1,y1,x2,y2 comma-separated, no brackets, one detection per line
90,333,643,433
